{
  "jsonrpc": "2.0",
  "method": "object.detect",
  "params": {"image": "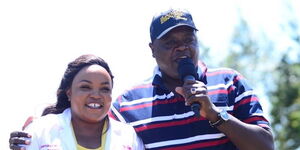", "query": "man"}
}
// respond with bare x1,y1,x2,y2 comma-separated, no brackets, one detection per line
10,9,274,150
